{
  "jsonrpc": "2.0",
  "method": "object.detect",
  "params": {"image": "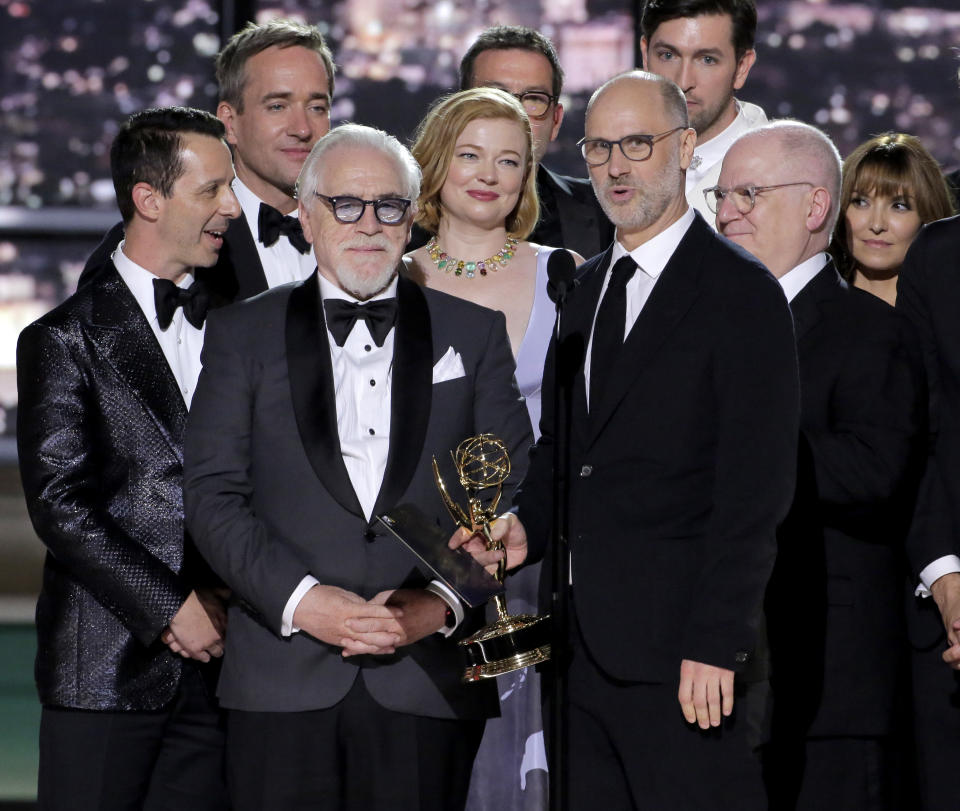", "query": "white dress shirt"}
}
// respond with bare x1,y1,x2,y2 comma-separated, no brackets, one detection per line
281,274,462,636
112,242,204,408
232,177,316,288
776,253,829,303
584,206,696,408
